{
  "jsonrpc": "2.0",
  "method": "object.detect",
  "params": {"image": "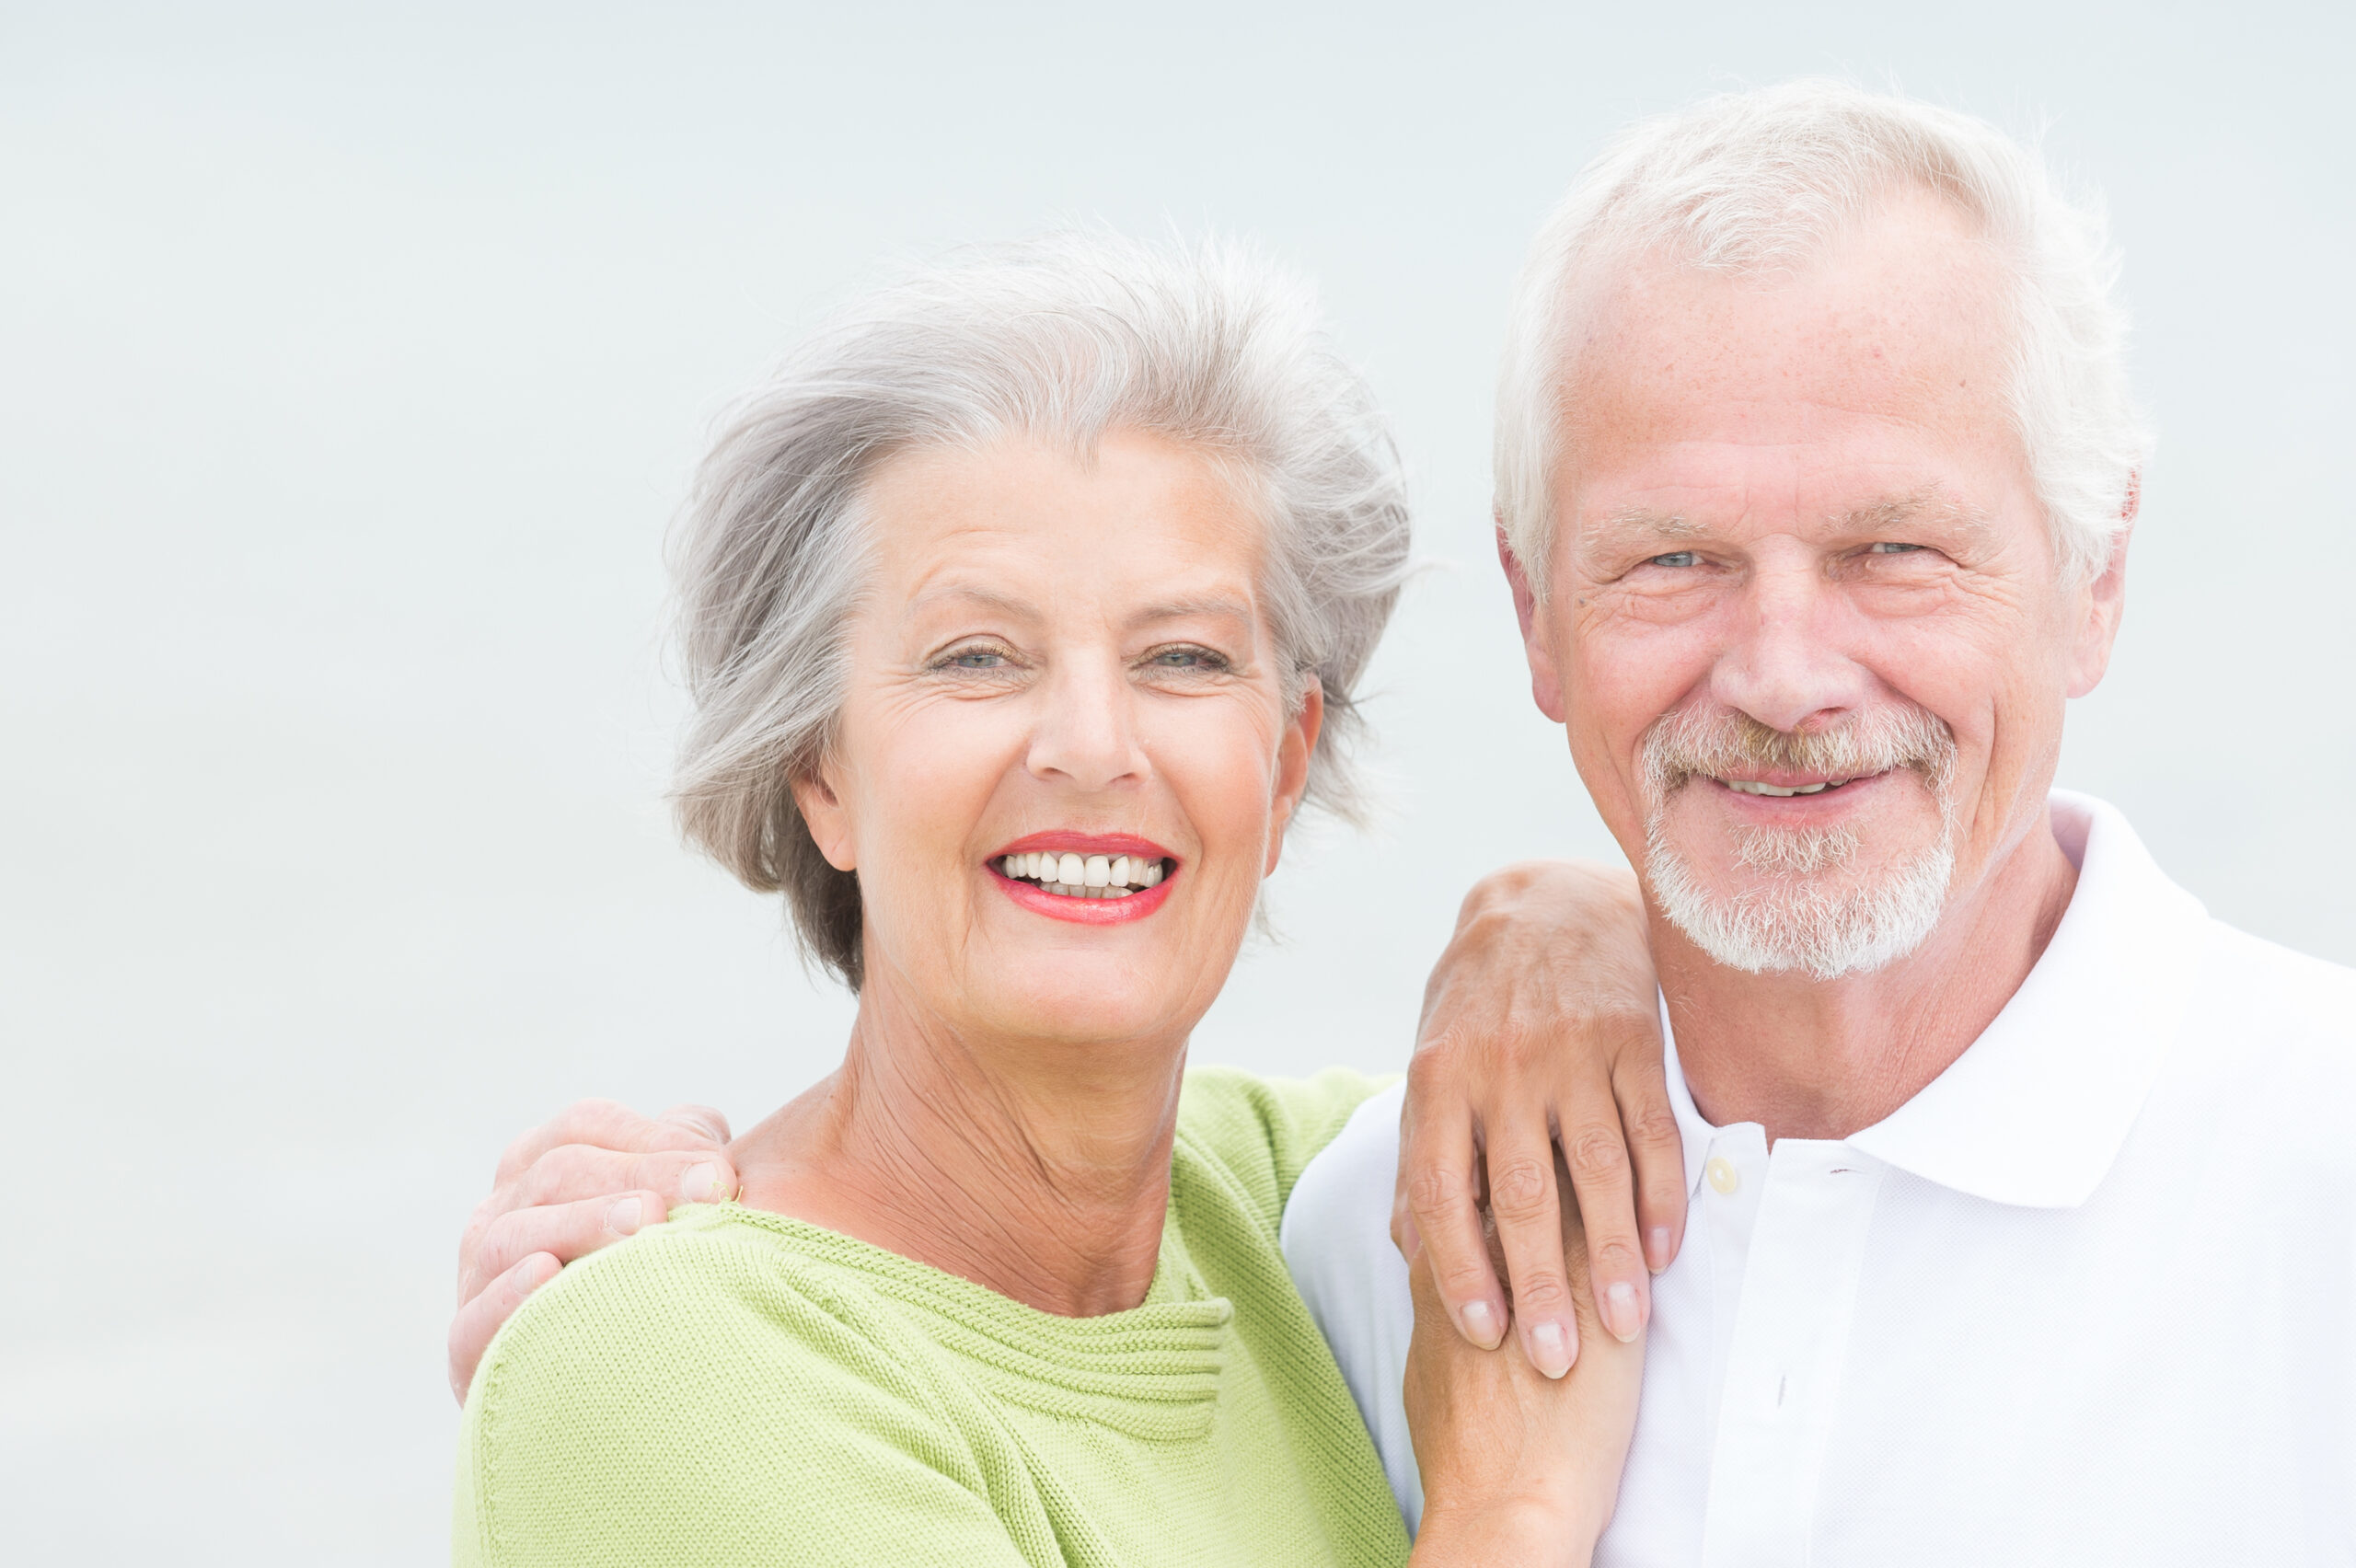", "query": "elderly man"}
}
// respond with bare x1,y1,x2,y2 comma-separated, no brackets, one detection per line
1284,83,2356,1563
